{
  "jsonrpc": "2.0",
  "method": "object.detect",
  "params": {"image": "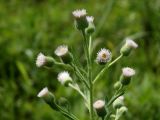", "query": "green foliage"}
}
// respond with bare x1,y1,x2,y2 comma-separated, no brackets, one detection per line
0,0,160,120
